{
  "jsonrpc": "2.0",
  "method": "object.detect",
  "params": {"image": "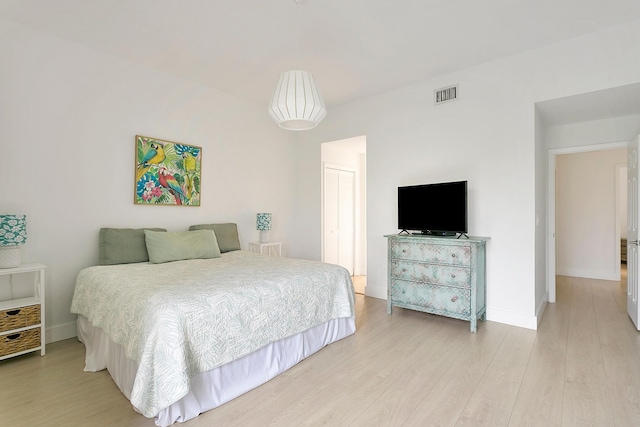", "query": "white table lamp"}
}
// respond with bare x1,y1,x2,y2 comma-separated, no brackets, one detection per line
0,214,27,268
257,213,272,243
